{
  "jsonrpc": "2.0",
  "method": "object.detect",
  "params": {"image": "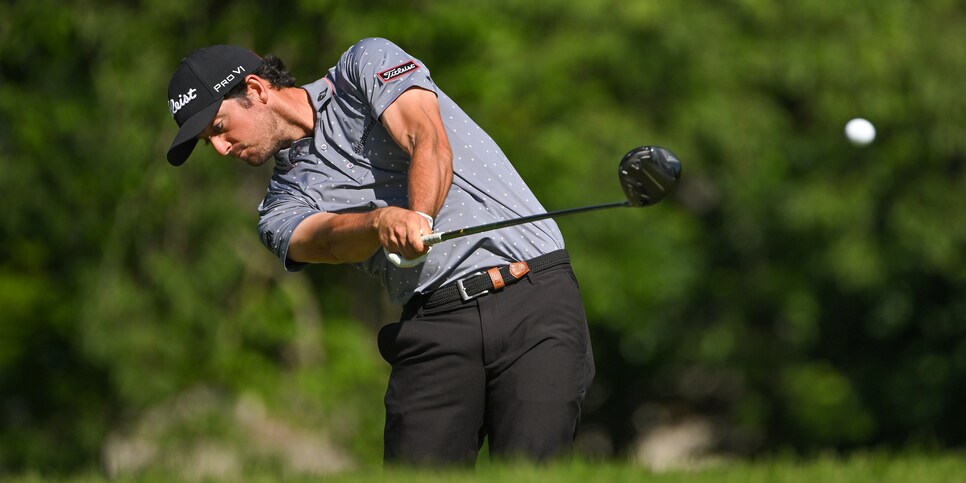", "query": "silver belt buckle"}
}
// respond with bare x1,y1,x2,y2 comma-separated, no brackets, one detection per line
456,271,487,302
